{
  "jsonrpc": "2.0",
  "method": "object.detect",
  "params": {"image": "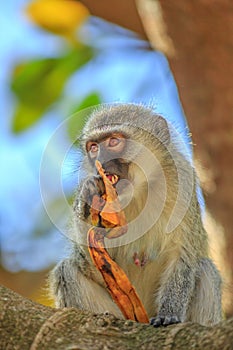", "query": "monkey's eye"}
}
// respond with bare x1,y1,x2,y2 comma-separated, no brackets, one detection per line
108,137,121,148
90,143,98,152
87,142,99,158
104,135,126,152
